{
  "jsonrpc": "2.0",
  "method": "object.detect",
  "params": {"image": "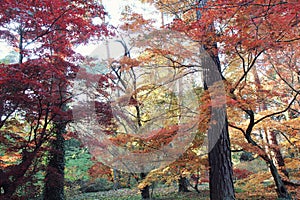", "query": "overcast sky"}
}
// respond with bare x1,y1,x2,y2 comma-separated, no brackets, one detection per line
102,0,159,26
76,0,161,57
0,1,160,59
